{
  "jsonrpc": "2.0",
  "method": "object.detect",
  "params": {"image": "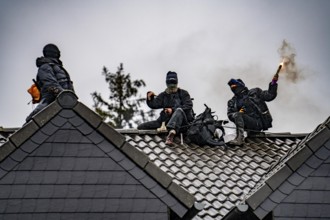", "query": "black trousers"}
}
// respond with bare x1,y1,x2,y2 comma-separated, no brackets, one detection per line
233,112,263,131
137,108,189,132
